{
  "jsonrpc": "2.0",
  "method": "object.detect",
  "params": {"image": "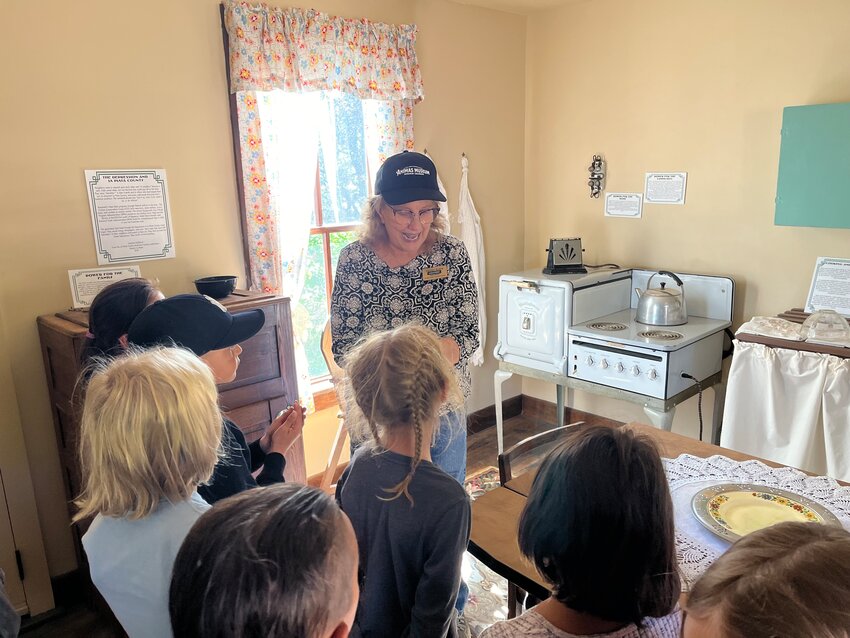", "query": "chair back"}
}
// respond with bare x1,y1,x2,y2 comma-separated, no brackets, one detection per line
497,422,584,485
320,320,344,384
